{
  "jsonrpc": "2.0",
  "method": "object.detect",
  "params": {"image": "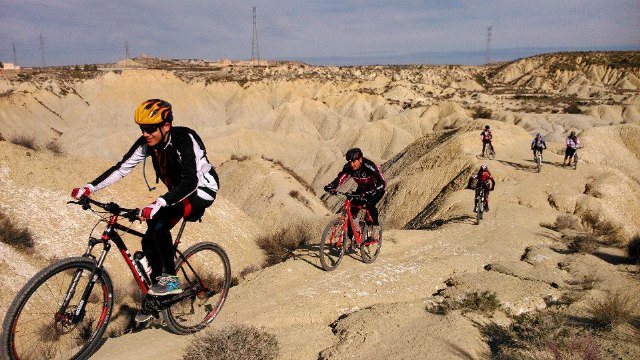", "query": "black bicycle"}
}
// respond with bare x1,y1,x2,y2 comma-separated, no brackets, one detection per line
474,184,488,225
1,197,231,360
